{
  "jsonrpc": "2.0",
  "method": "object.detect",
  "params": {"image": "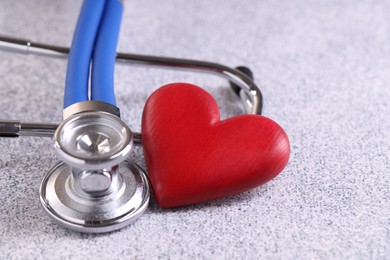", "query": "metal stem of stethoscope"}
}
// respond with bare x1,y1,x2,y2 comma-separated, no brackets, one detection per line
0,34,263,115
0,35,263,142
0,120,143,145
0,120,58,137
